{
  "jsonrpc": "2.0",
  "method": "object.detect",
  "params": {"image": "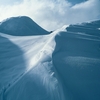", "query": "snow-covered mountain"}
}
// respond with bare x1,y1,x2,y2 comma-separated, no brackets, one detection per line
0,16,100,100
